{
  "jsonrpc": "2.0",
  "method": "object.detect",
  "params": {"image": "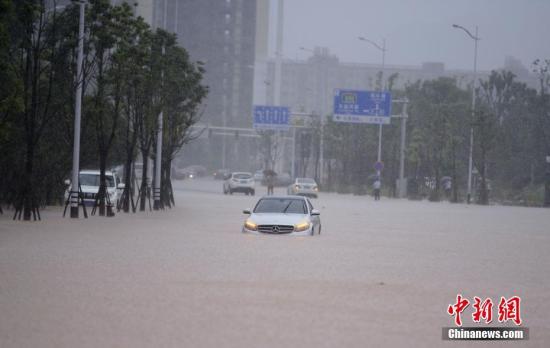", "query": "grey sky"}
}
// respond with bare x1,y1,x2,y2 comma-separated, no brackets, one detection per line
277,0,550,72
